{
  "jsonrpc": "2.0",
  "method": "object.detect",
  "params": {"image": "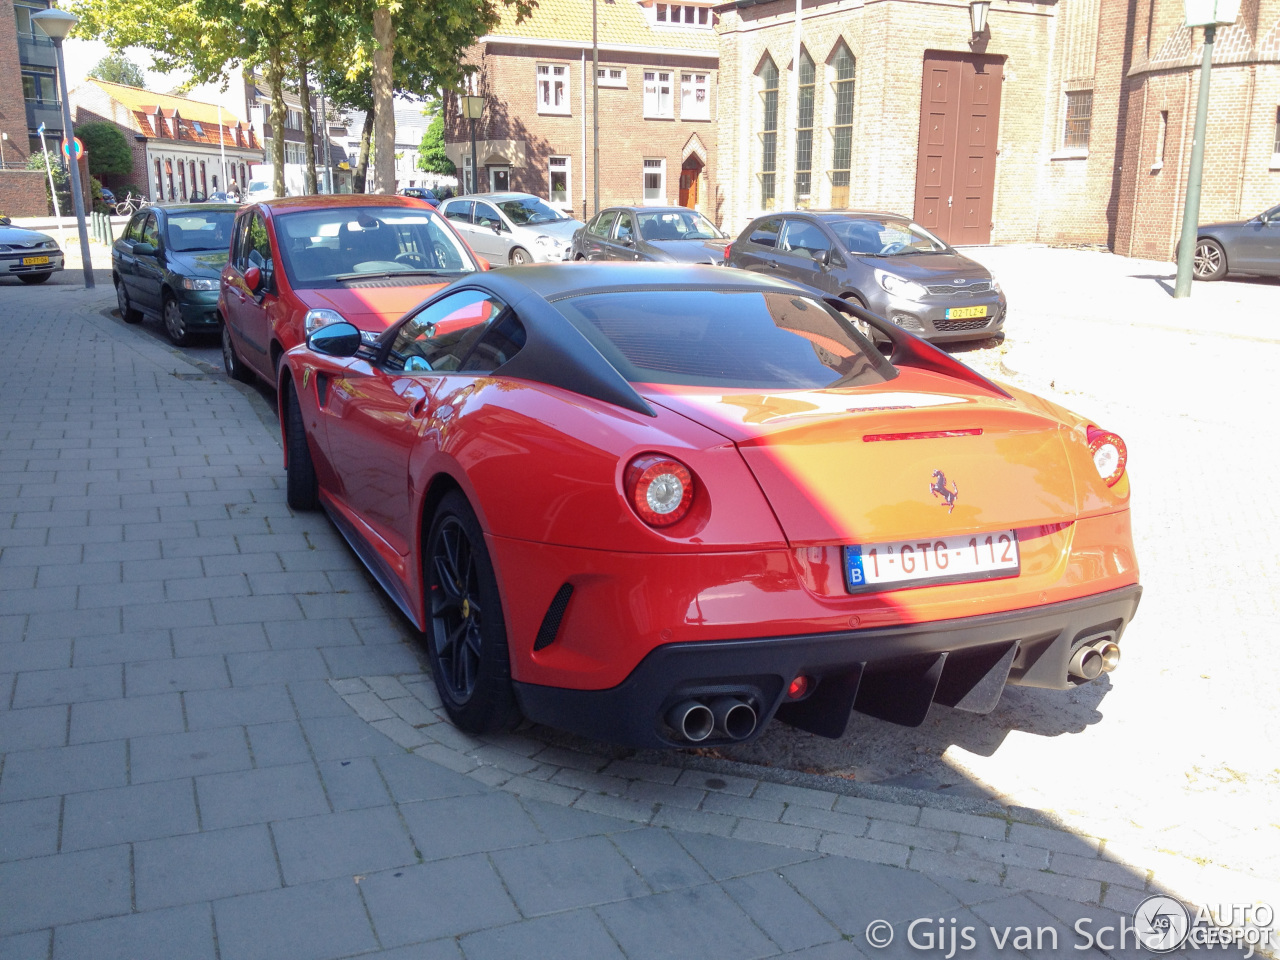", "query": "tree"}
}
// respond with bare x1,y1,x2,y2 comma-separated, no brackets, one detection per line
27,151,70,216
77,122,133,178
88,52,146,88
417,115,454,176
